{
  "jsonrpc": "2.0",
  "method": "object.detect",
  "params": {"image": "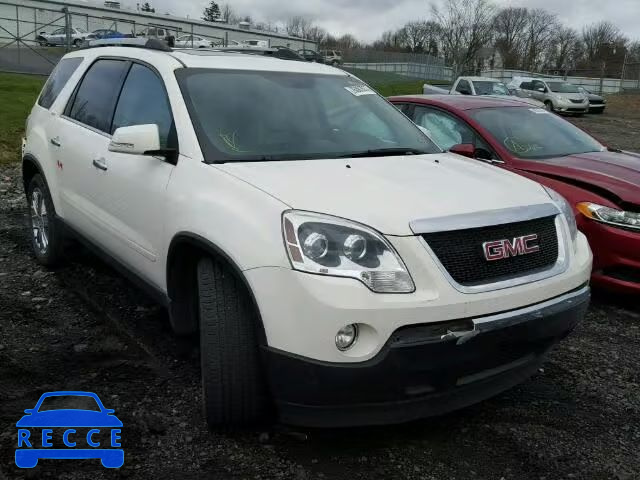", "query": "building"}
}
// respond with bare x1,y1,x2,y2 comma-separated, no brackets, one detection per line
2,0,316,50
